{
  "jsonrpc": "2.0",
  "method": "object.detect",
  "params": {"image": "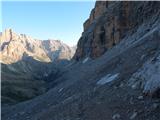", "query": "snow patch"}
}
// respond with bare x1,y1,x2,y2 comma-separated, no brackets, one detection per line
58,88,63,92
130,112,137,119
7,65,17,72
128,52,160,94
97,73,119,85
144,75,160,93
44,73,48,77
82,57,89,64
